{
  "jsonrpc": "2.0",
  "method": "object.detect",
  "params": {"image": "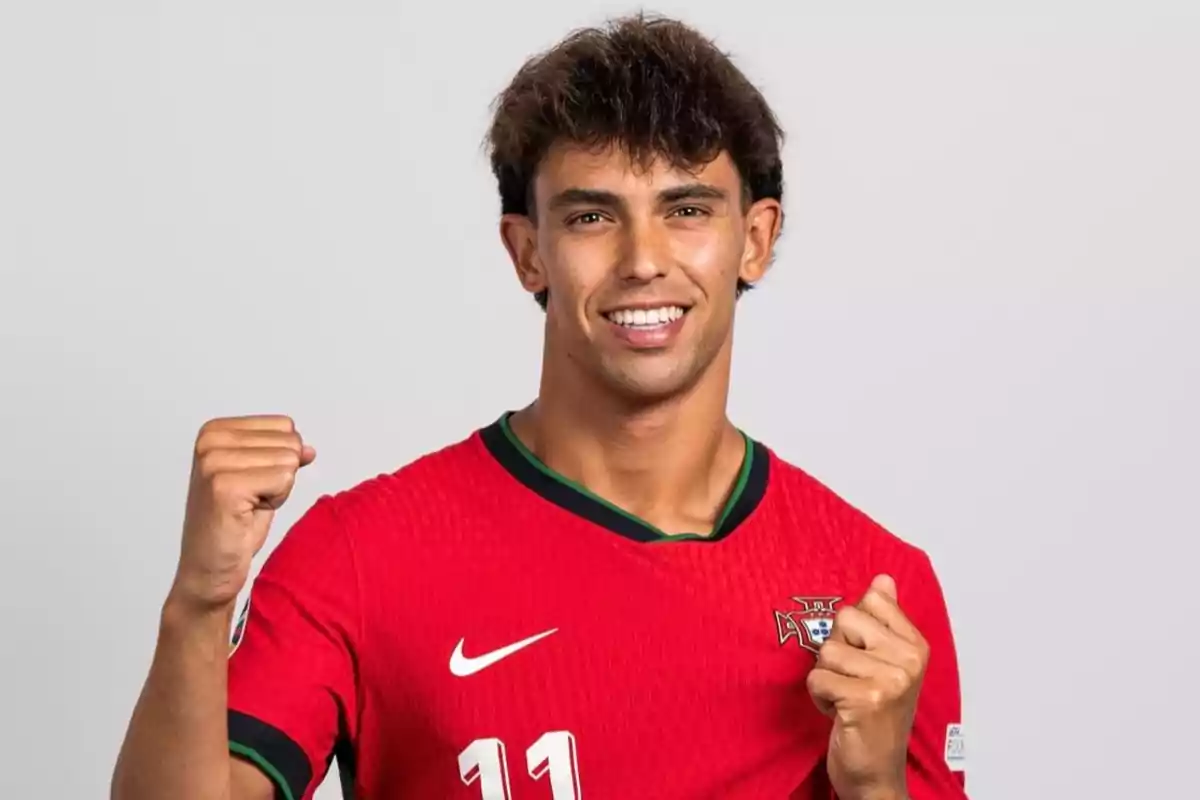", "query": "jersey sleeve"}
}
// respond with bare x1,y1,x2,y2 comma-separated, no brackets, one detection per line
900,548,969,799
226,495,361,800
